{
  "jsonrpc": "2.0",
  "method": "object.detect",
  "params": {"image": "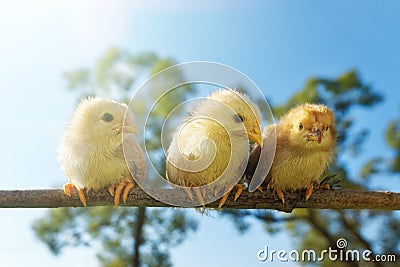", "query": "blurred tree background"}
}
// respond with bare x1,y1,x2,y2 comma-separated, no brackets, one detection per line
33,48,198,267
33,48,399,266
